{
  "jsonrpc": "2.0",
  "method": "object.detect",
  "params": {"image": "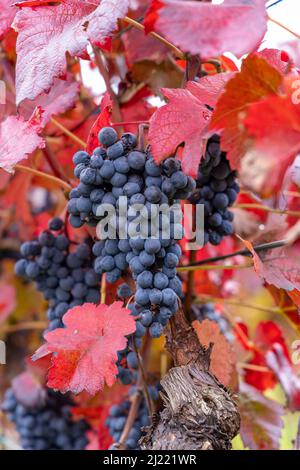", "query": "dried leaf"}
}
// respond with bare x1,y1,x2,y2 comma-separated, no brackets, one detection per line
193,318,235,387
